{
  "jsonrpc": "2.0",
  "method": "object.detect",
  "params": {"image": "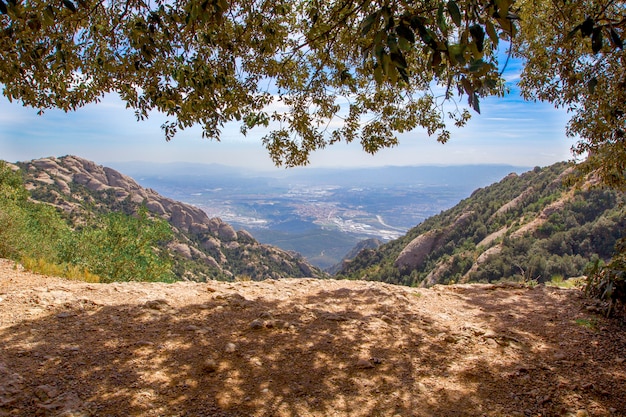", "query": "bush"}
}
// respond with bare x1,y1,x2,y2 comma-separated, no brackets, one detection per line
64,208,175,283
585,236,626,316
